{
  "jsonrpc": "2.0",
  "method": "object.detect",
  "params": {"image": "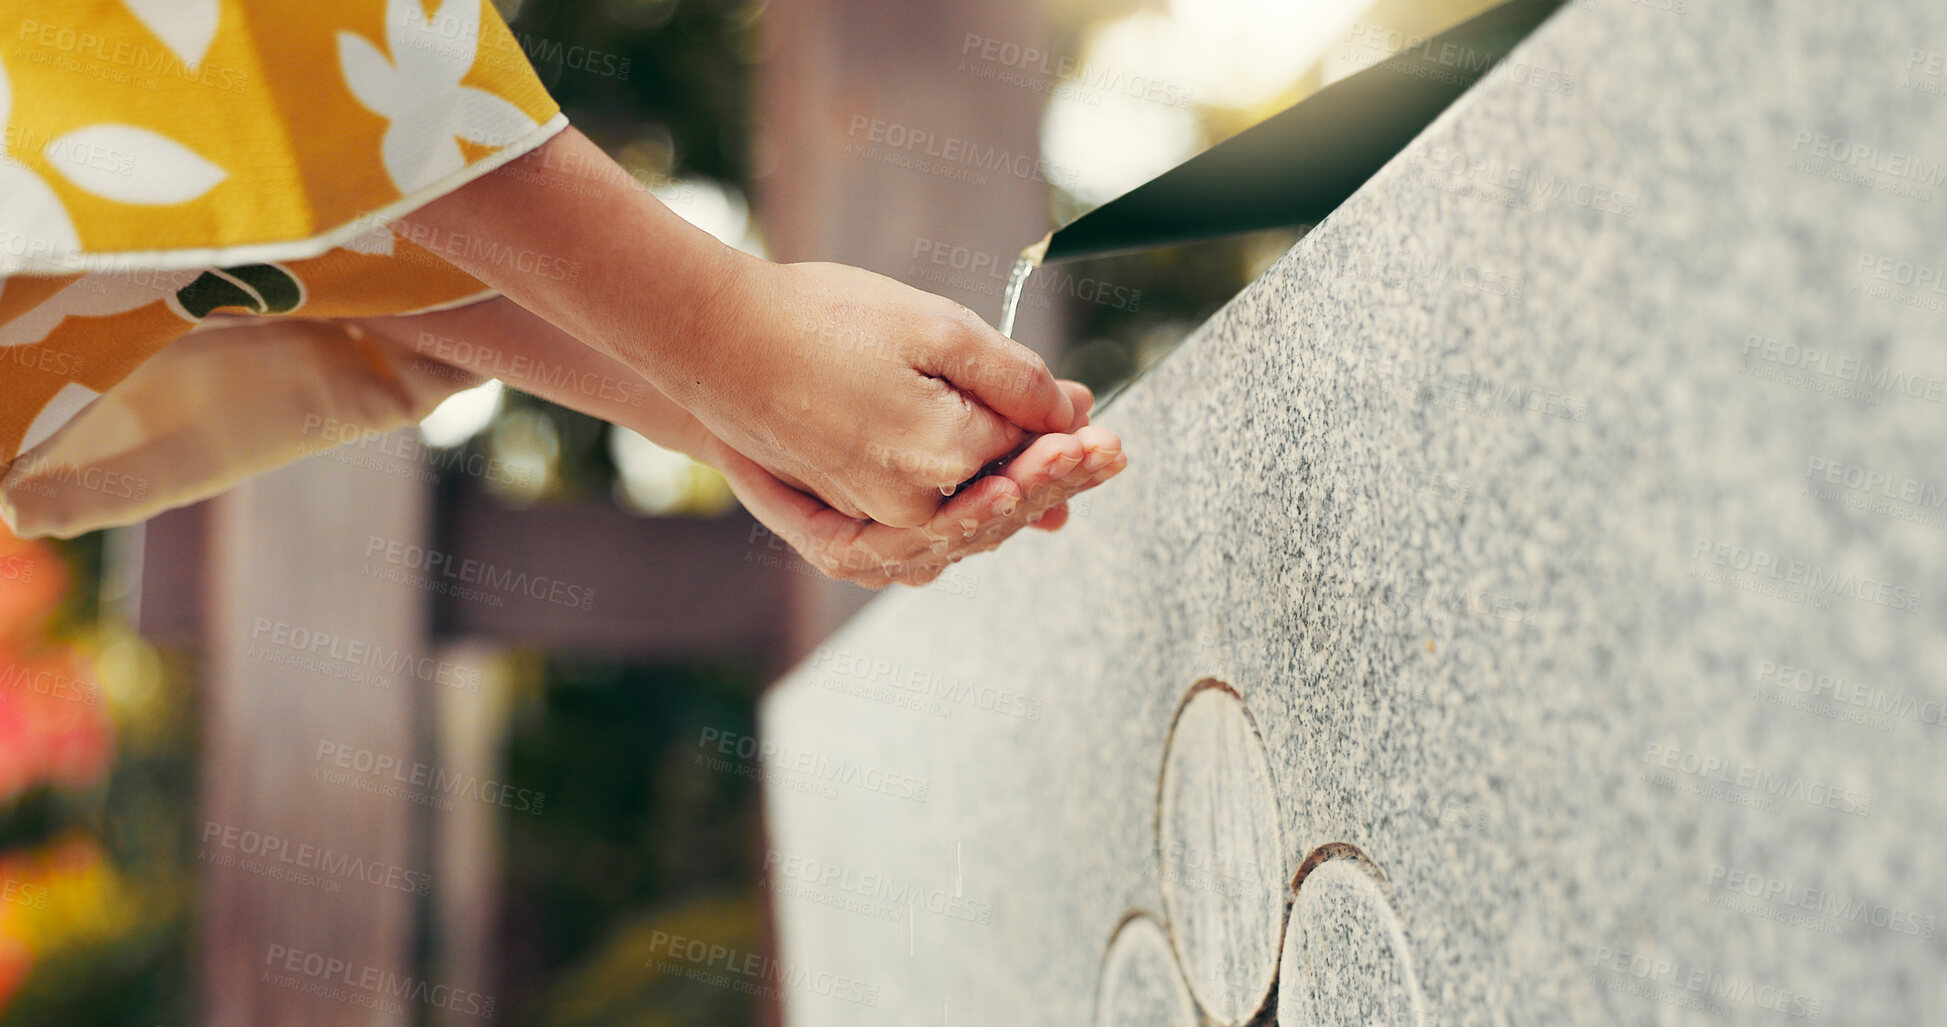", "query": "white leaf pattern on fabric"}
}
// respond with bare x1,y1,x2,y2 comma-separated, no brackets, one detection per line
0,163,84,258
46,125,227,205
120,0,221,68
386,0,471,93
0,270,203,348
19,382,102,455
0,57,82,258
381,120,465,195
338,0,540,194
336,32,395,112
452,88,541,149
